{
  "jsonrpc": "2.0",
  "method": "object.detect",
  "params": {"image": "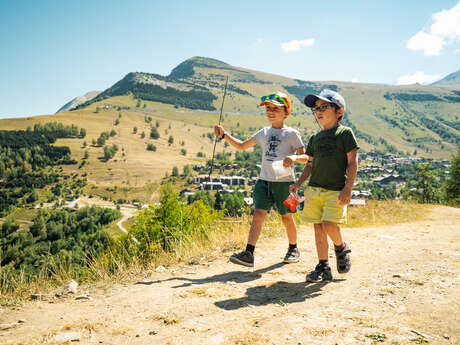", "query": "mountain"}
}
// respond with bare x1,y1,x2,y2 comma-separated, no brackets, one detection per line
70,56,459,156
431,70,460,87
1,56,459,189
74,70,218,111
56,90,101,113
